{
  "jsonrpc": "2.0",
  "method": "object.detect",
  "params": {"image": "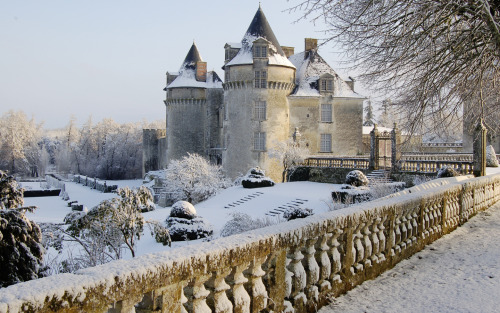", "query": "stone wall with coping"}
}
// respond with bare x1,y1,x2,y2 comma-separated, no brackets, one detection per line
2,174,499,313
